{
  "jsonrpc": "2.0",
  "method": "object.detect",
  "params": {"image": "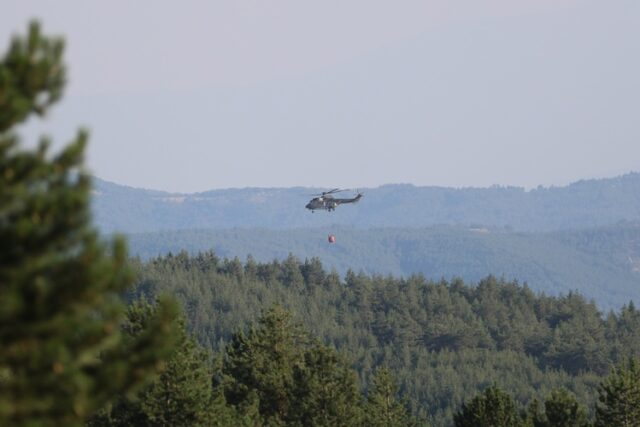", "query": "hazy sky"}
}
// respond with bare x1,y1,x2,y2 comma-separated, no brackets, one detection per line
3,1,639,192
